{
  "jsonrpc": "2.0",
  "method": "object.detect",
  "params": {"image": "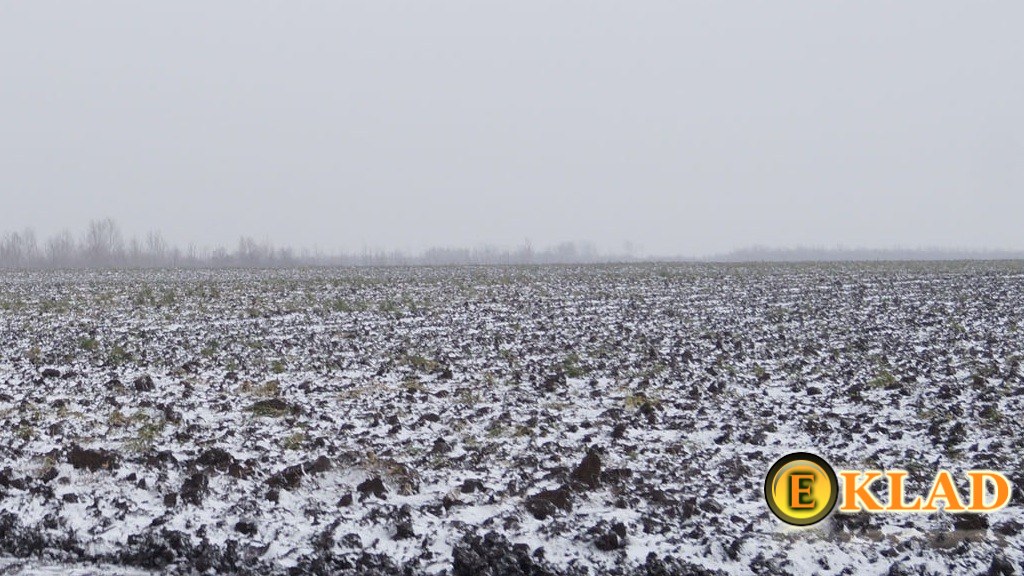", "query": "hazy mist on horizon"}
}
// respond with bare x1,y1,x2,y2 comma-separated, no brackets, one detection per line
1,2,1021,257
